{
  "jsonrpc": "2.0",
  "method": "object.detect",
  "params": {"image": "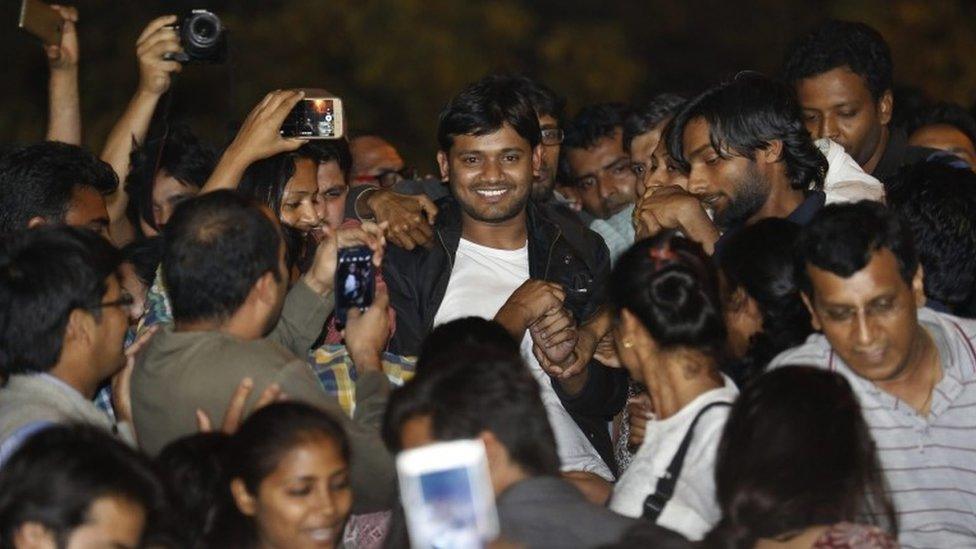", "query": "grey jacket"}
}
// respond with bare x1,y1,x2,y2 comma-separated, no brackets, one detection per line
131,280,396,512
